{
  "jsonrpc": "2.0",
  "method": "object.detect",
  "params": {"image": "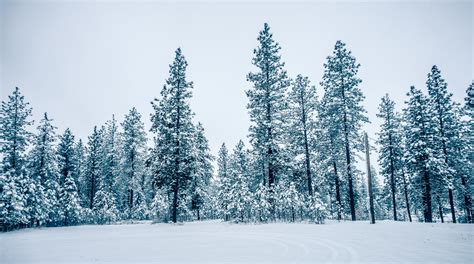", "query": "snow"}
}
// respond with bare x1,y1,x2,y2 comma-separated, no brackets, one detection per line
1,220,472,263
